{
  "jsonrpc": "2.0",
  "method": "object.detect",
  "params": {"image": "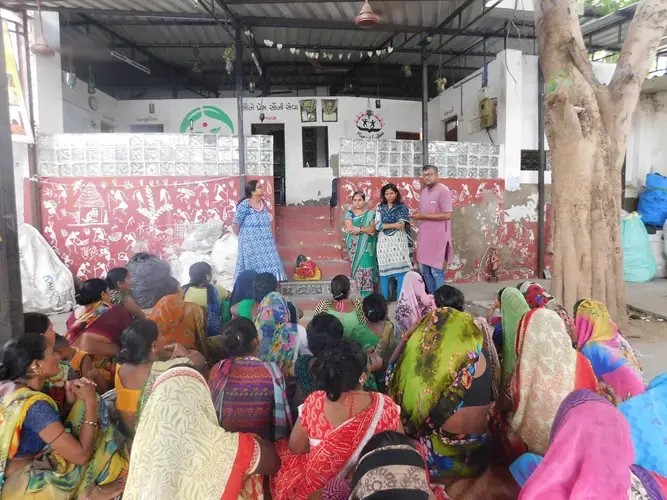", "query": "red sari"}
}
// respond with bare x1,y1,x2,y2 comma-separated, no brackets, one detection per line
271,391,401,500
